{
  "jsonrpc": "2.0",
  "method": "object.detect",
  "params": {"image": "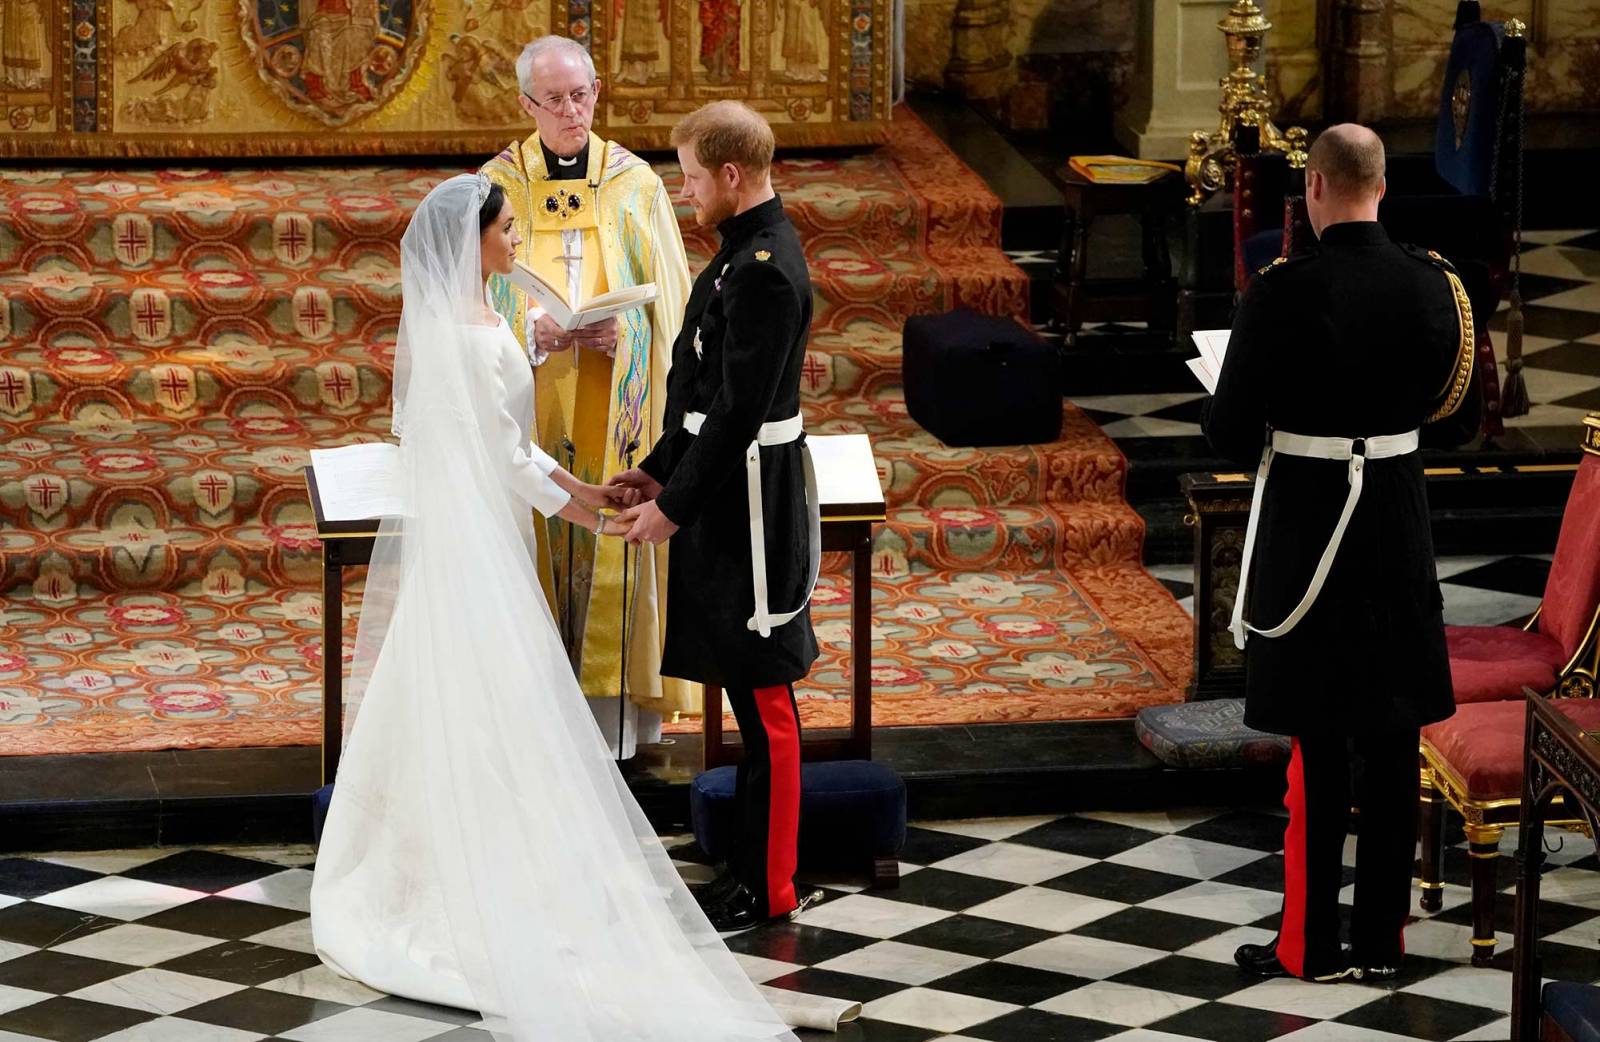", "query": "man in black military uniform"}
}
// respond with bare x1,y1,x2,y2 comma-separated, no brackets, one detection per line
611,101,819,932
1205,124,1477,982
